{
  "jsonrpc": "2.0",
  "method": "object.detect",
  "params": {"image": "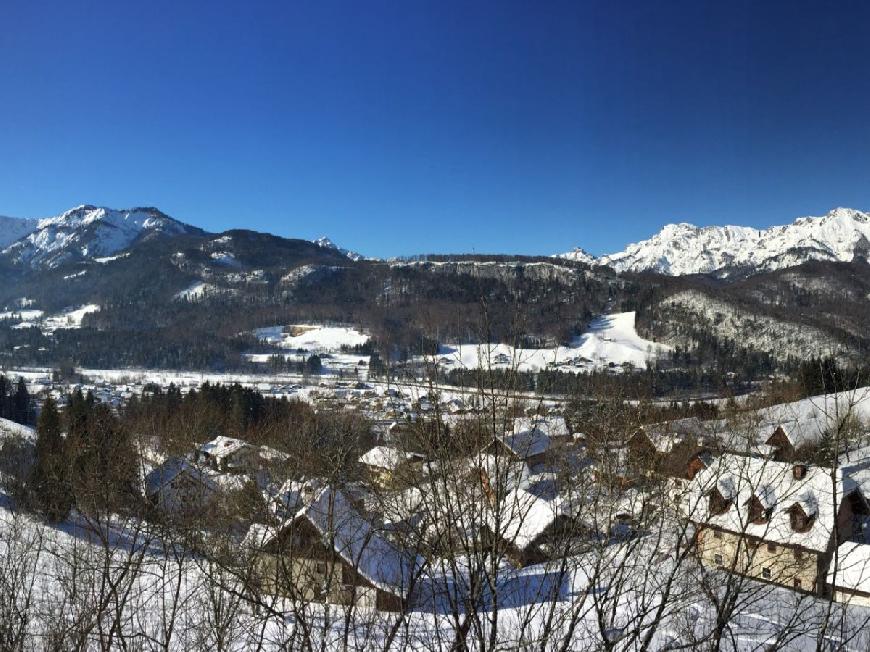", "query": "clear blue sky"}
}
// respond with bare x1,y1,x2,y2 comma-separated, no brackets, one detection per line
2,1,869,258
